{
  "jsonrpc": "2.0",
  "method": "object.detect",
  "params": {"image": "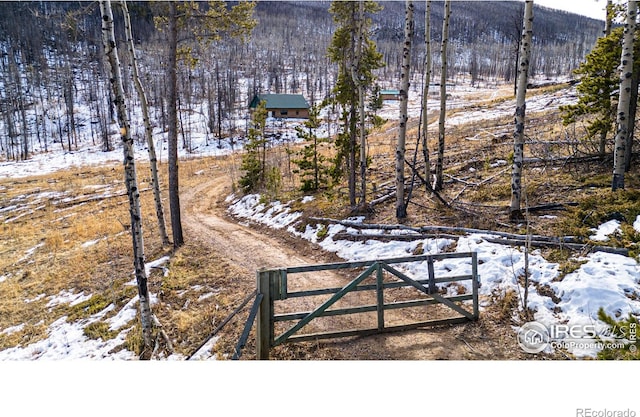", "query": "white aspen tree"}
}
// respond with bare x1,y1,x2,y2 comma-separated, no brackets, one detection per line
434,0,450,191
509,0,534,221
612,0,637,191
396,0,414,220
422,0,432,188
99,0,154,354
353,0,367,209
121,0,170,247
